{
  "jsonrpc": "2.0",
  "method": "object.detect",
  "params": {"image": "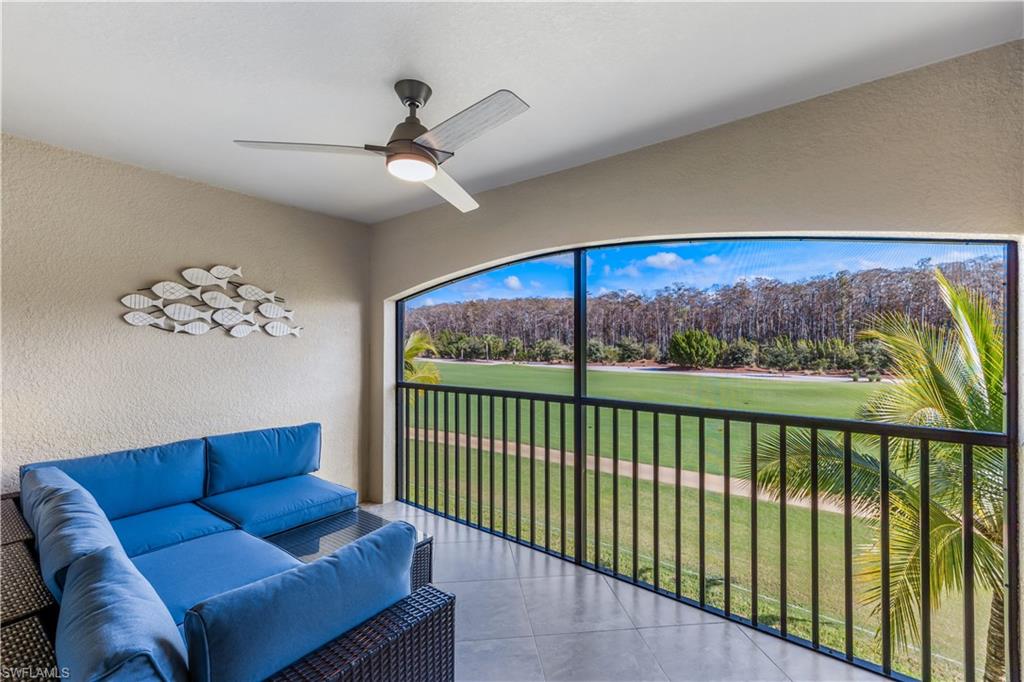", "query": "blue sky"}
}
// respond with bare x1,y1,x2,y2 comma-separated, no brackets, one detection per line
405,239,1005,308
